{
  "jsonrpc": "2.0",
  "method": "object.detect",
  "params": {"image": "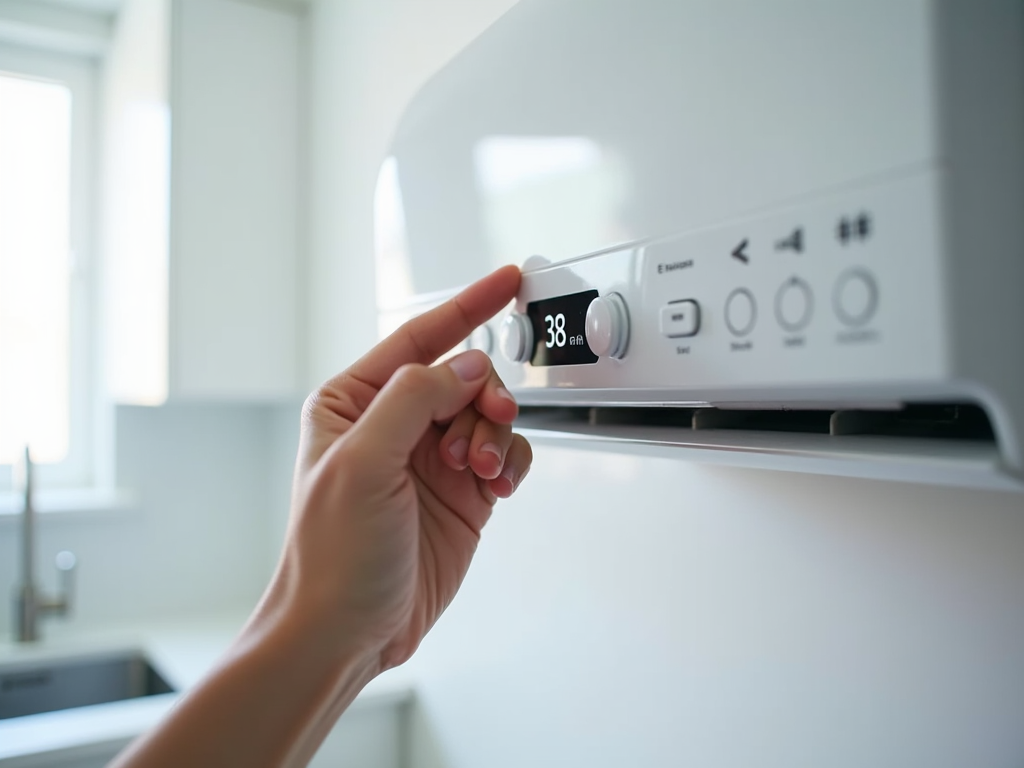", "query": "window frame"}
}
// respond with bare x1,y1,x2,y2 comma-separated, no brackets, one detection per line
0,43,102,493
